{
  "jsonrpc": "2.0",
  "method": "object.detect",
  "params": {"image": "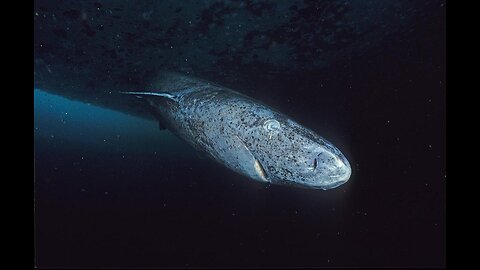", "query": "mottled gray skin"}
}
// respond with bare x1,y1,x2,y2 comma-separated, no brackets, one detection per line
124,72,351,190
